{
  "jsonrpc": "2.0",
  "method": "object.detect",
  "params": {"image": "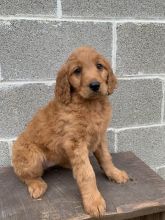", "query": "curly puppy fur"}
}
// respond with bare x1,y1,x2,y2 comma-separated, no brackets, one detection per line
12,47,128,217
